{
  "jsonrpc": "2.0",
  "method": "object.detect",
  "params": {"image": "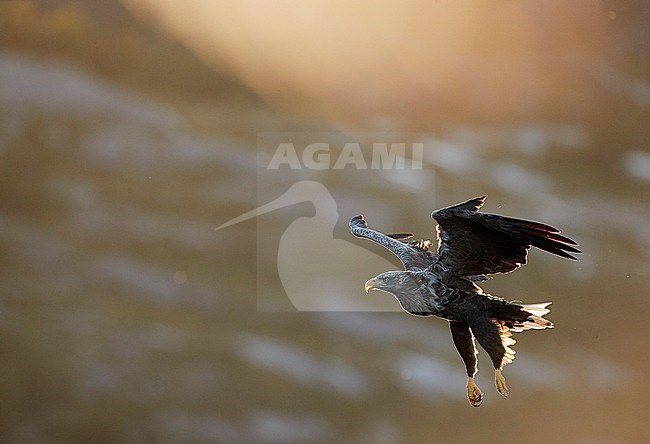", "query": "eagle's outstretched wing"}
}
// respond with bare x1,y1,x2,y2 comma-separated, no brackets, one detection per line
431,196,581,276
350,216,434,270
